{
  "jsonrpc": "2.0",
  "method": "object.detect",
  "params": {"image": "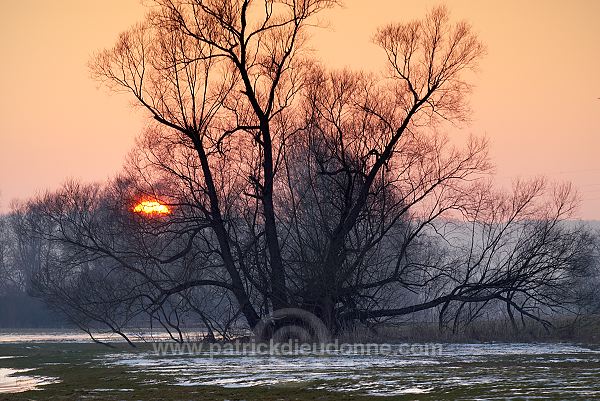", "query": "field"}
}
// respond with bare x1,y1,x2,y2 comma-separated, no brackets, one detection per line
1,340,600,400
